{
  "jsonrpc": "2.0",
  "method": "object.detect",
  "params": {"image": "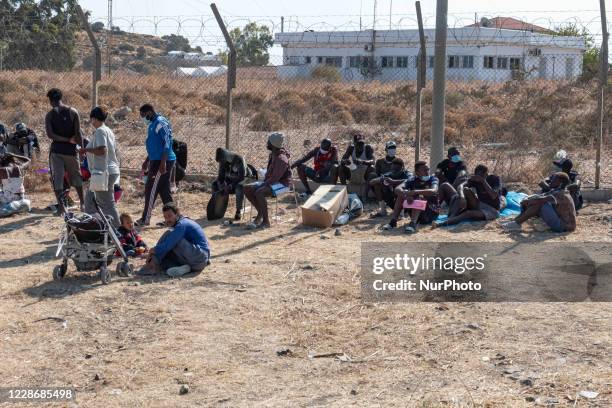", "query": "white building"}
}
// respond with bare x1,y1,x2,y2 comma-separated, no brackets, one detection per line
275,27,586,82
